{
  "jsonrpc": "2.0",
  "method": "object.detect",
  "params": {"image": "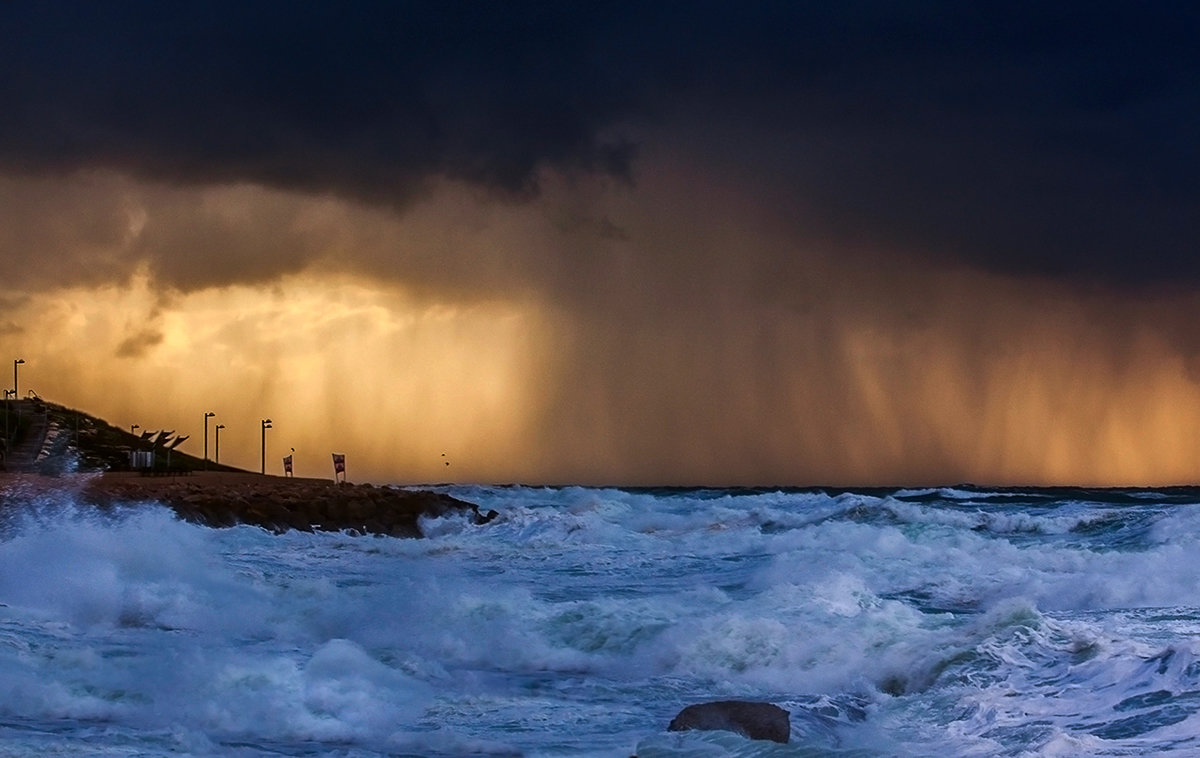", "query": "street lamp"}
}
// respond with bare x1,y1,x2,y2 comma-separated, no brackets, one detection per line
215,424,225,465
203,411,216,469
13,359,24,400
4,386,17,443
131,424,139,436
260,419,272,474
